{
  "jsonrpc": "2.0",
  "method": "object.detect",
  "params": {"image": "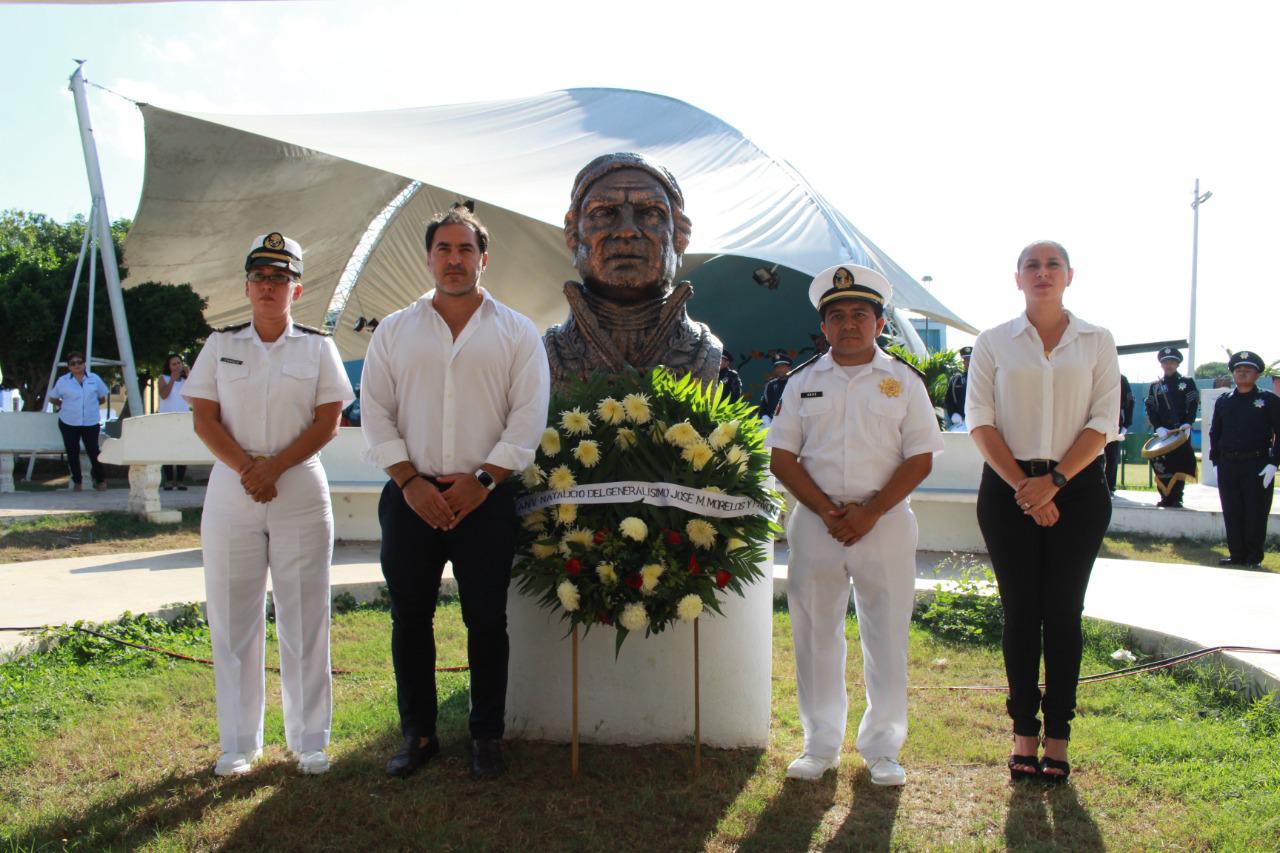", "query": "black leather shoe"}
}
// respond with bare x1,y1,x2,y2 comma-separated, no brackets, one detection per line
1219,557,1241,566
471,738,505,780
385,734,439,778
